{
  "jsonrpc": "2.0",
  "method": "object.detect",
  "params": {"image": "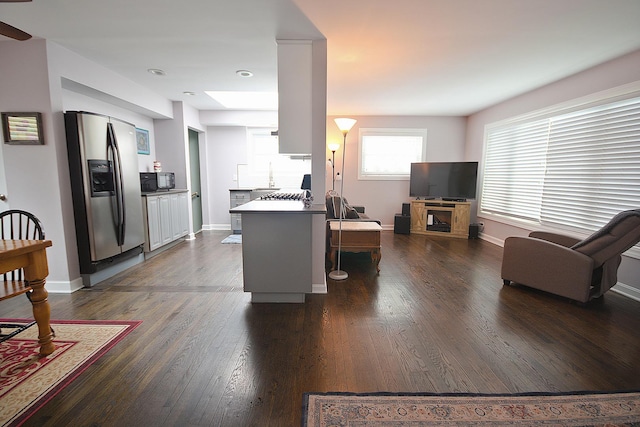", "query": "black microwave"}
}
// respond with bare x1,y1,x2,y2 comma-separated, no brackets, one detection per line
140,172,175,192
